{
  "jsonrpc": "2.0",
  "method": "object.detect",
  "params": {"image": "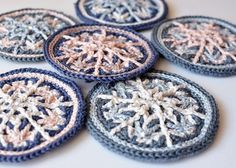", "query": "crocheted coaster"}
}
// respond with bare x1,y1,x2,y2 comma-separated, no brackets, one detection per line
44,24,158,82
152,16,236,77
0,68,85,162
0,8,76,61
87,70,219,161
75,0,168,31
